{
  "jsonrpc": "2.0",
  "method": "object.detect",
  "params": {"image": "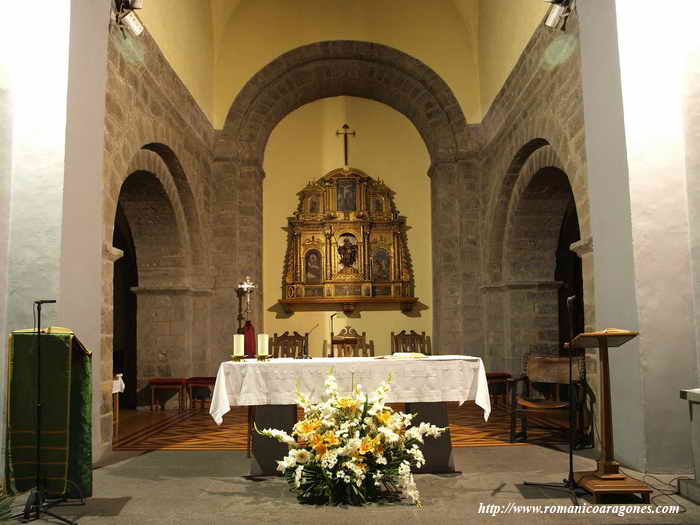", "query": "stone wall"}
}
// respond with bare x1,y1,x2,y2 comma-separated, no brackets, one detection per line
476,13,595,380
215,40,479,355
97,18,596,450
101,27,215,439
